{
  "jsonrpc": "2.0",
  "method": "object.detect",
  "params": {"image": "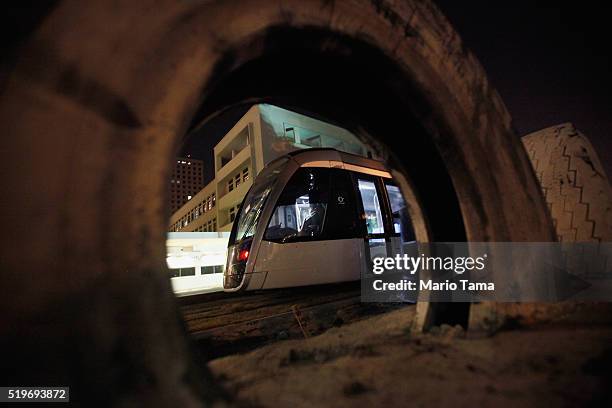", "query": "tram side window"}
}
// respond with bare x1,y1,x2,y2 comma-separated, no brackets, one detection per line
324,169,361,239
264,168,330,242
357,178,385,234
385,183,416,242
